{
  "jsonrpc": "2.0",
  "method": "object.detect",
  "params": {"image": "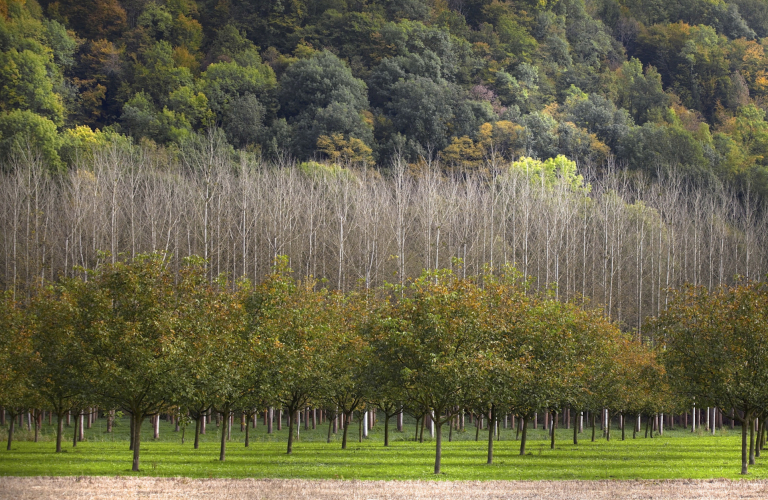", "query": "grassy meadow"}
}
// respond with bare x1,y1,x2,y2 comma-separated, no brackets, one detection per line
1,413,766,480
